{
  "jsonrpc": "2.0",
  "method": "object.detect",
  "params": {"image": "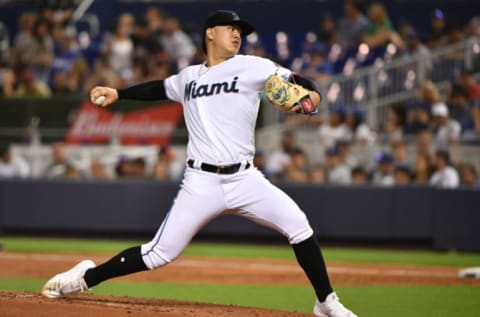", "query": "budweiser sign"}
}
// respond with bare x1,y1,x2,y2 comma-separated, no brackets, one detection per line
66,101,183,145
